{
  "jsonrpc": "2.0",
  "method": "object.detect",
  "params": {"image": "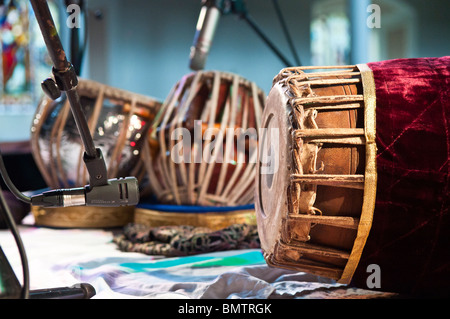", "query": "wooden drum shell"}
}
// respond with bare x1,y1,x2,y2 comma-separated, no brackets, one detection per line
257,65,372,281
